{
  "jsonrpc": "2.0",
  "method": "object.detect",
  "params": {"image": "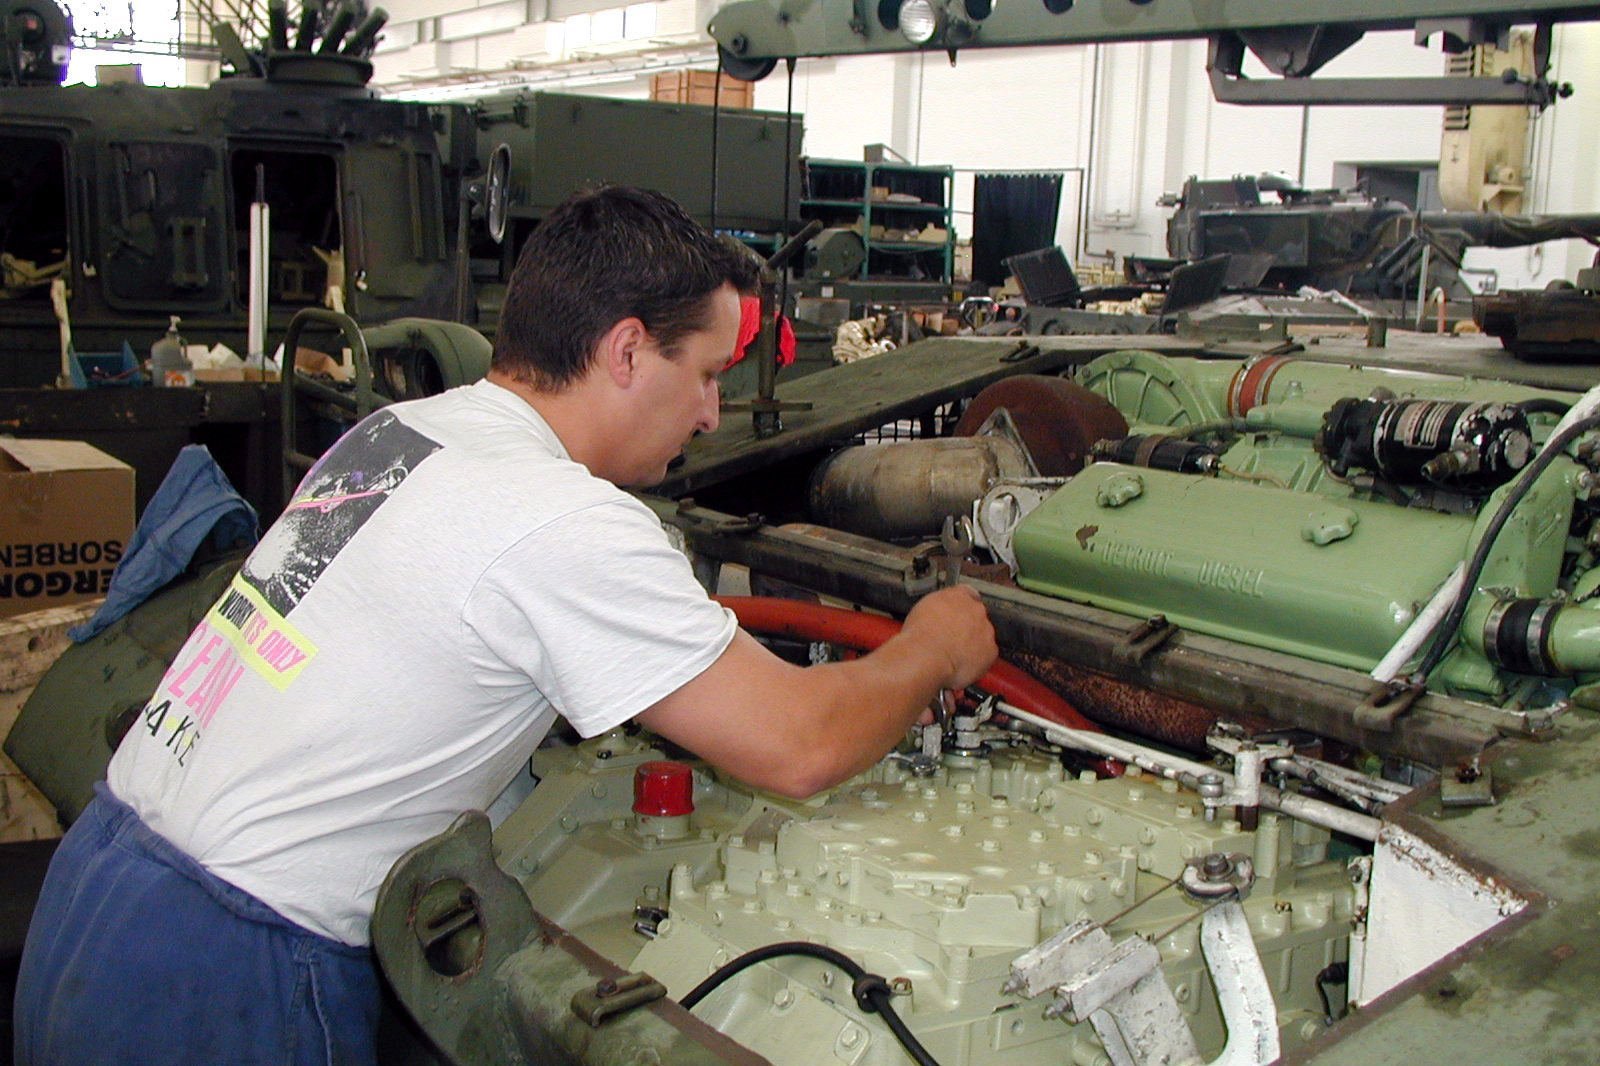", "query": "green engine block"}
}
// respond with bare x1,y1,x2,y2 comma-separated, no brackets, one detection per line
1009,351,1595,702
